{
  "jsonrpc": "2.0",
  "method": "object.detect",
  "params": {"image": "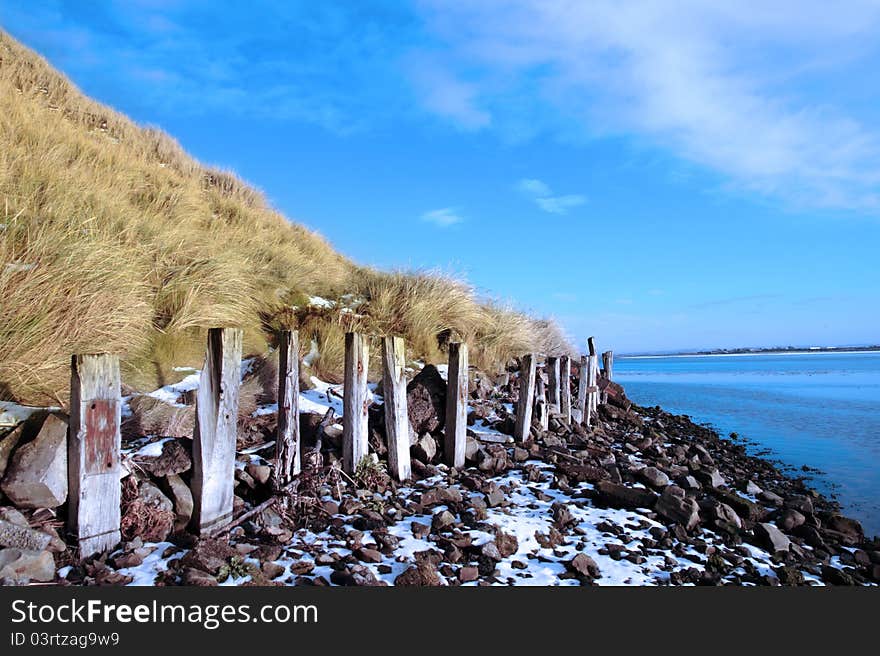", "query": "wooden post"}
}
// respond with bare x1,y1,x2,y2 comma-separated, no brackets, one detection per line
588,336,597,357
68,354,121,558
602,350,614,381
546,356,561,414
587,354,599,419
444,342,468,468
575,354,588,424
514,354,536,442
559,355,571,423
191,328,242,535
342,332,369,474
274,330,300,492
382,336,411,481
